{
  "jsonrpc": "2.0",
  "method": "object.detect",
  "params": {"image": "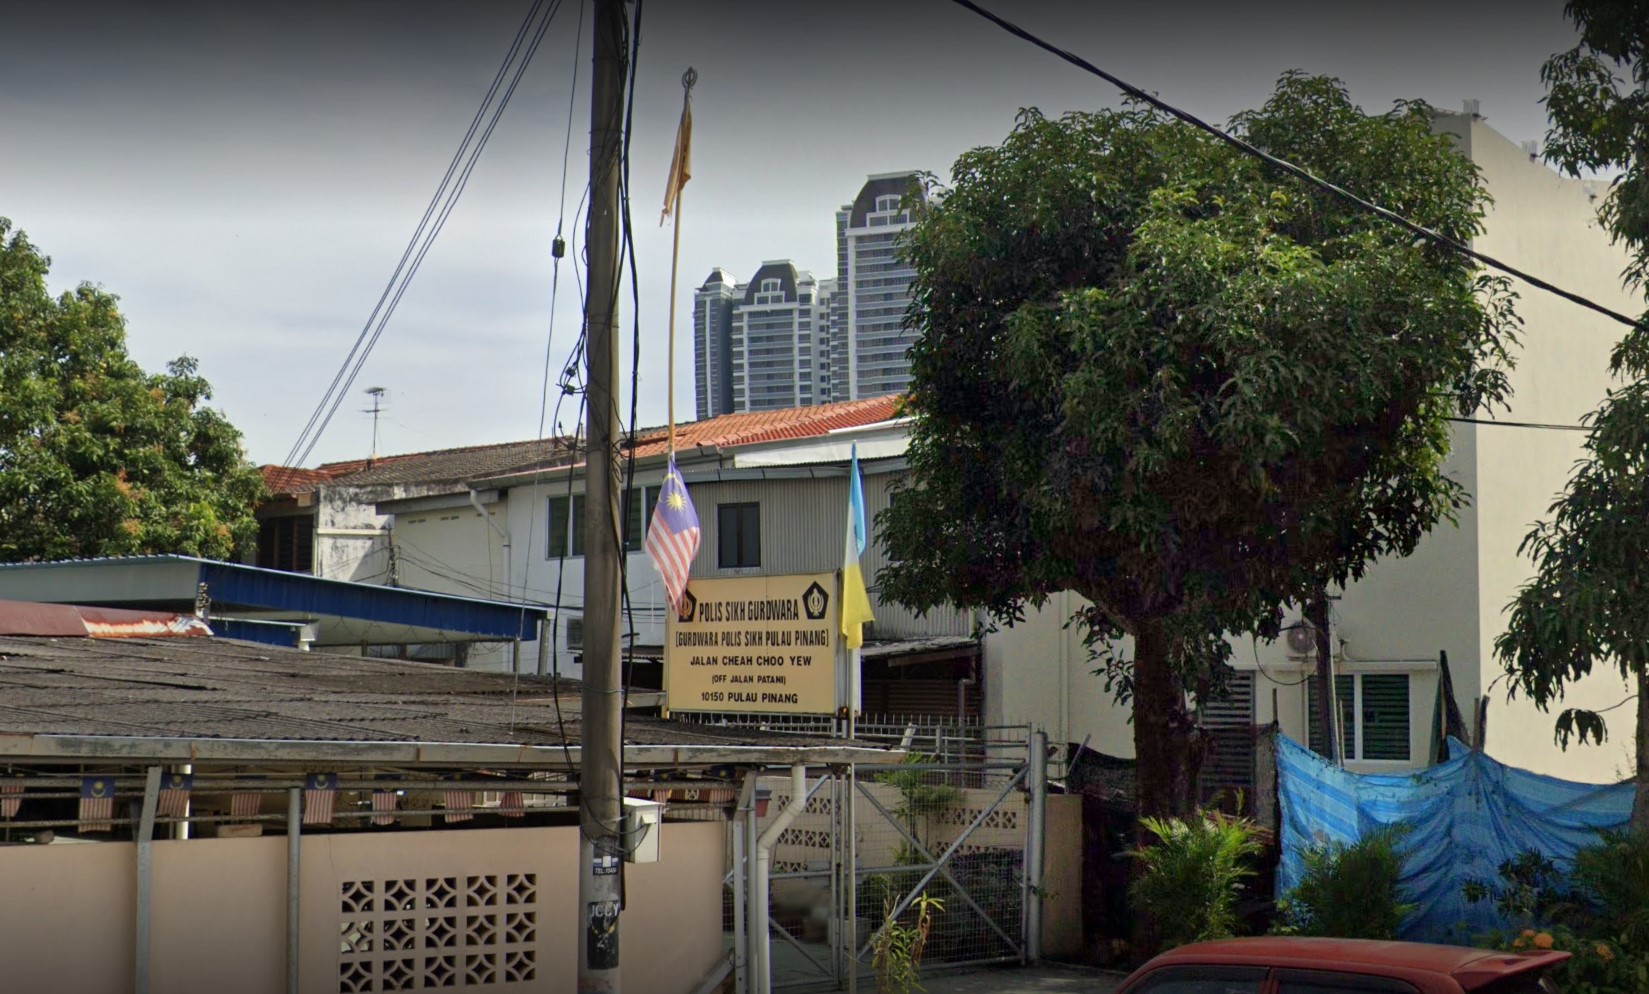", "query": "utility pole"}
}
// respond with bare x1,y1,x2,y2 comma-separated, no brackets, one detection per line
579,1,627,991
